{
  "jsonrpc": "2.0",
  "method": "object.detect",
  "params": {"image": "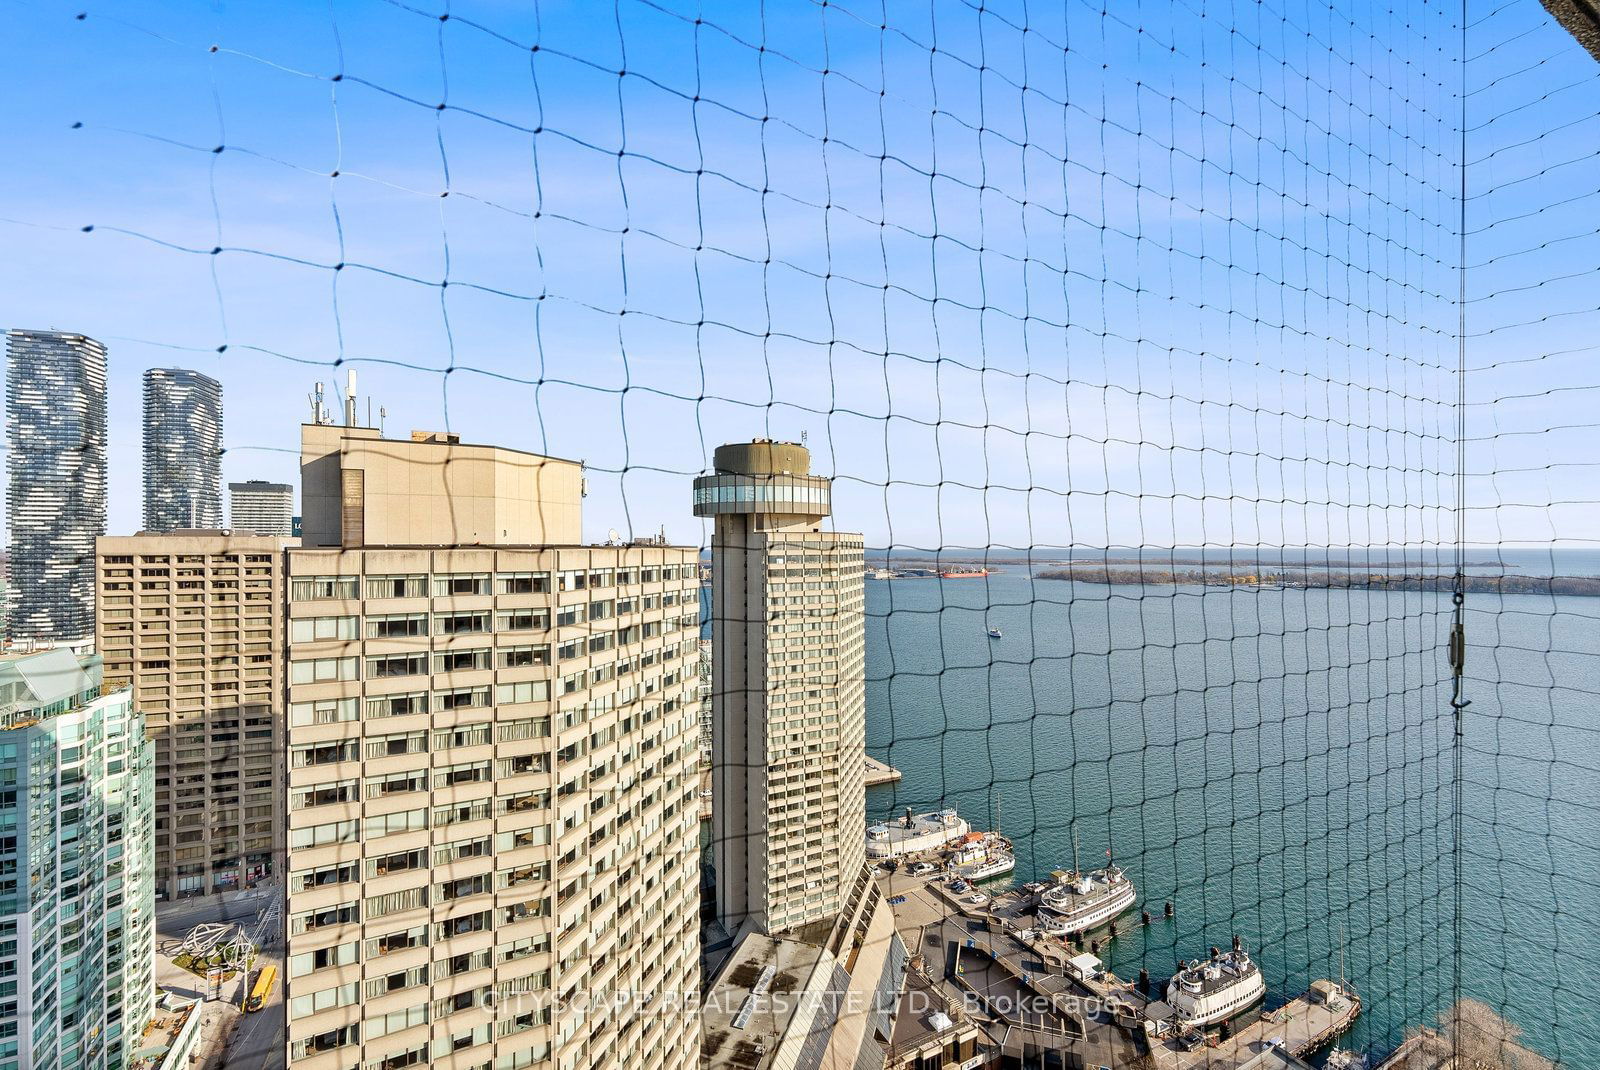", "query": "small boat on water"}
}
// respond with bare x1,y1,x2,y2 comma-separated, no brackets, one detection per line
1165,946,1267,1026
987,626,1003,638
947,831,1015,881
1326,1050,1369,1070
